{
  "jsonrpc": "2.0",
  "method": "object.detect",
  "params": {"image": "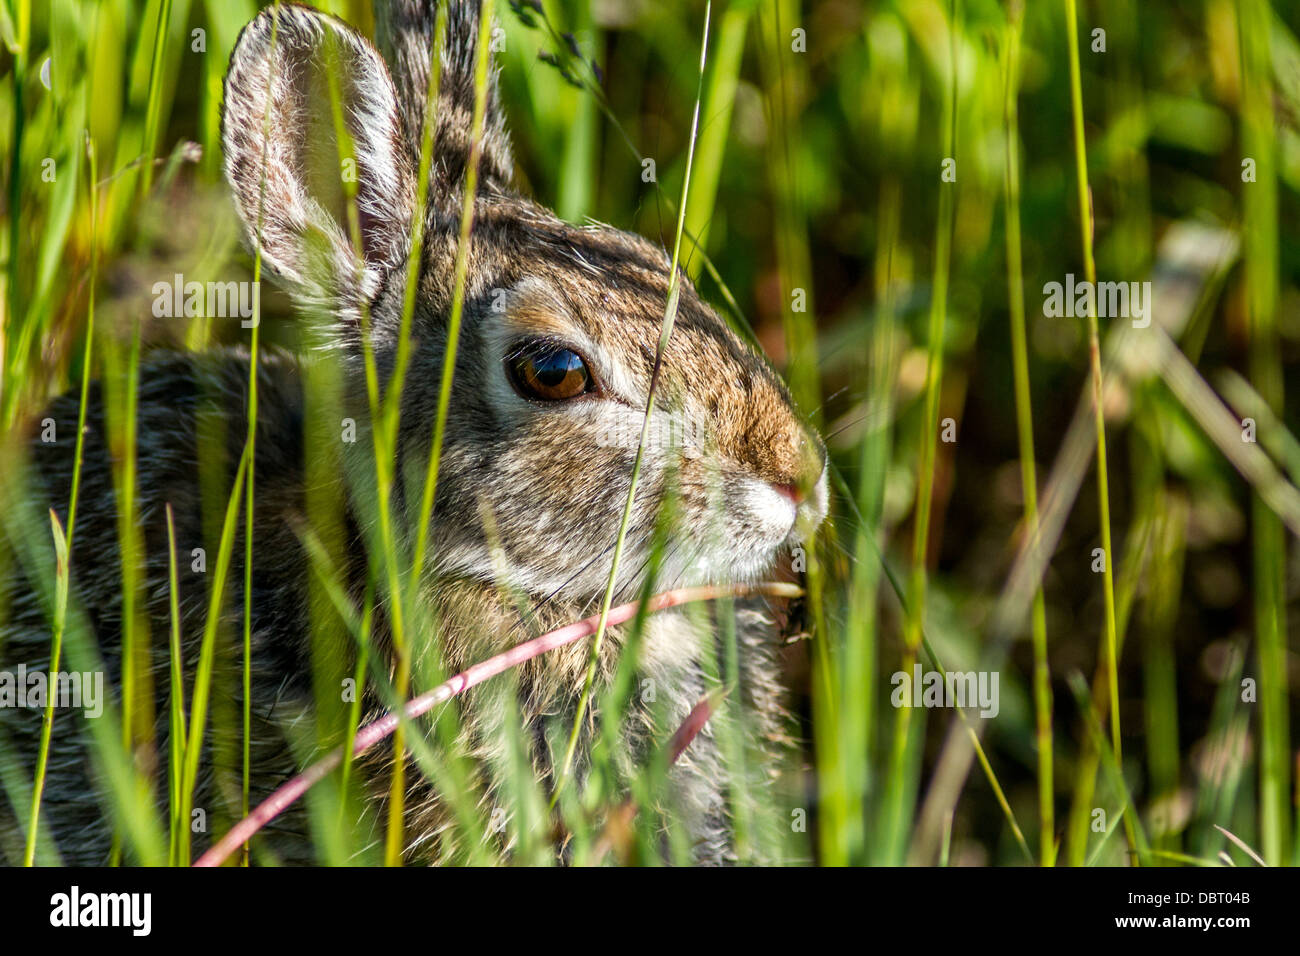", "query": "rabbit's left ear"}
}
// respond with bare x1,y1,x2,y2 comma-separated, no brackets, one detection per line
222,6,415,312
